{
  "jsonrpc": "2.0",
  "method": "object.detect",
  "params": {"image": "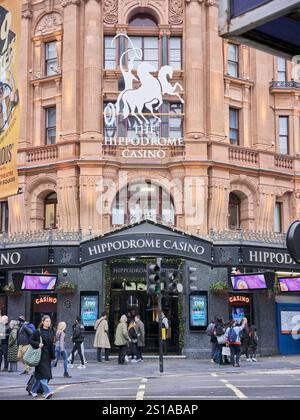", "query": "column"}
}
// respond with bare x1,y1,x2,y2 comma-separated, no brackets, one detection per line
185,0,205,137
61,0,81,141
81,0,102,139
